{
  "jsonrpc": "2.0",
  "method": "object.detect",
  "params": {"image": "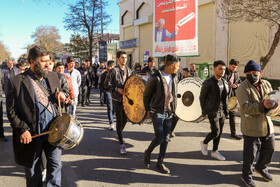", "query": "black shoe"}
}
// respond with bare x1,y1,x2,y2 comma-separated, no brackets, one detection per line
101,103,104,106
157,160,170,174
0,136,8,142
230,134,242,140
85,102,89,105
255,168,273,181
241,176,256,187
82,104,85,107
144,150,151,169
